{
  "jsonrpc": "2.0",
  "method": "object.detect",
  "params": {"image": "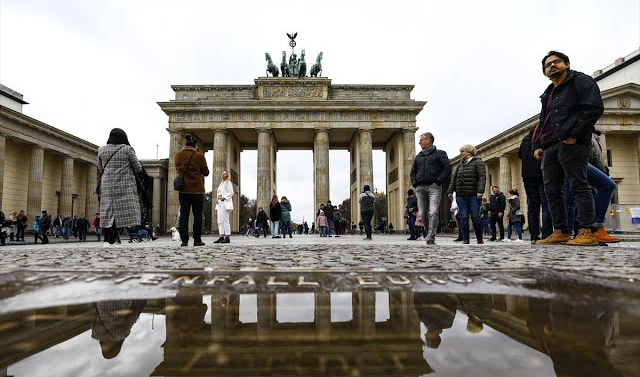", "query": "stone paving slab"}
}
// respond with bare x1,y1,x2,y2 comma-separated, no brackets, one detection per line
1,234,639,283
